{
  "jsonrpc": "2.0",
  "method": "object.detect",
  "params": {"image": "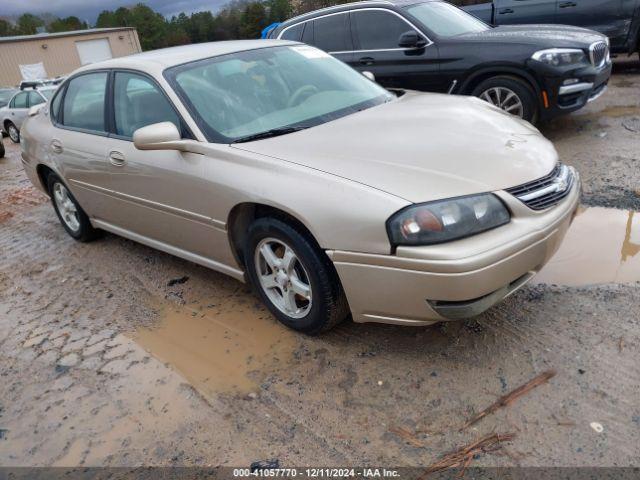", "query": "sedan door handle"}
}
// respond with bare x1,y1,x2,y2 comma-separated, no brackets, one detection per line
559,1,577,7
498,8,514,13
51,140,63,154
109,150,126,166
359,57,375,66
